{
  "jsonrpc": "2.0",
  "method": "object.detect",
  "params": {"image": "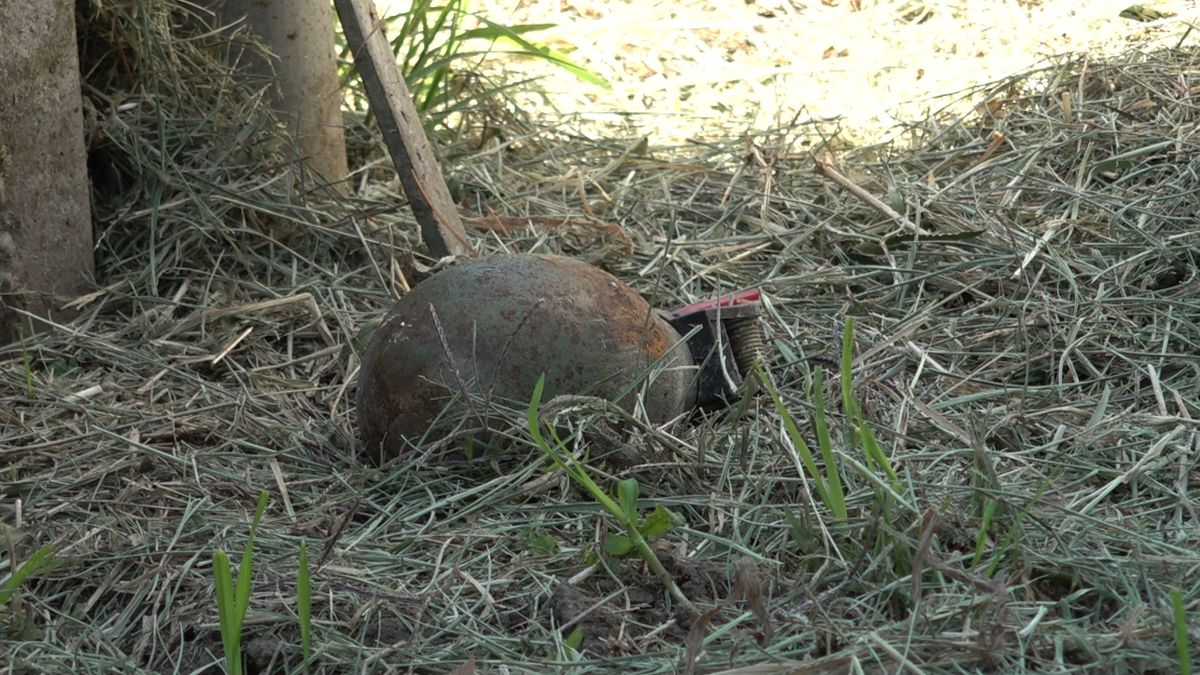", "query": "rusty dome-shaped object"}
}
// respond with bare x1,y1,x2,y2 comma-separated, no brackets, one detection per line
356,254,697,462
